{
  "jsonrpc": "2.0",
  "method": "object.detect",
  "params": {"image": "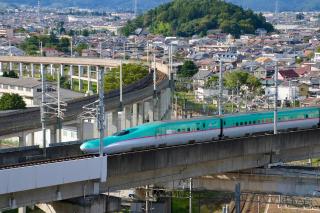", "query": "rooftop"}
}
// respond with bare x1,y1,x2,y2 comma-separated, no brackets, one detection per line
0,77,41,88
